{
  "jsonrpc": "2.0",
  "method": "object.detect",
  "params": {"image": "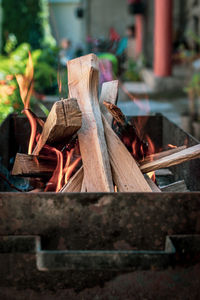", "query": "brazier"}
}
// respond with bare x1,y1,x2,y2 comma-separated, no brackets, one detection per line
0,114,200,299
